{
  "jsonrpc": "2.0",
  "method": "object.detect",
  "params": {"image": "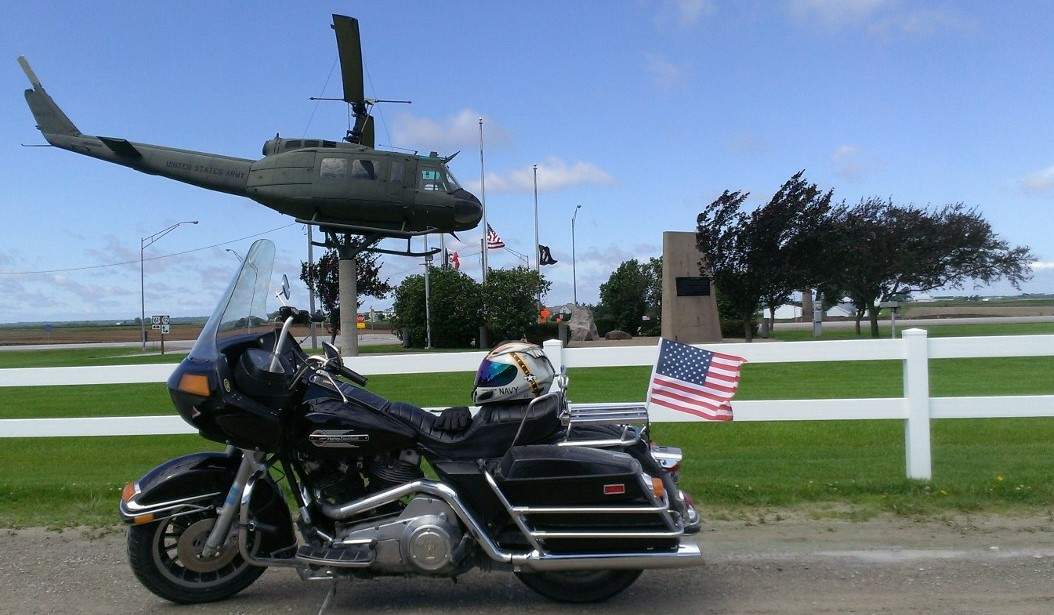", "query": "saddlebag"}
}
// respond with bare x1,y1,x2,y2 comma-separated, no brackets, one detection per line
494,445,678,553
